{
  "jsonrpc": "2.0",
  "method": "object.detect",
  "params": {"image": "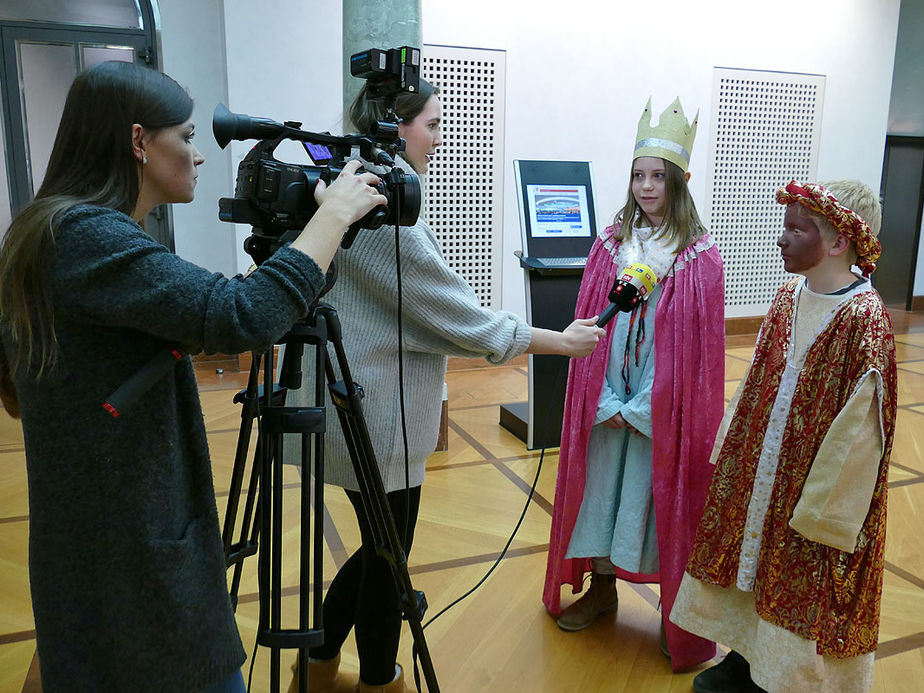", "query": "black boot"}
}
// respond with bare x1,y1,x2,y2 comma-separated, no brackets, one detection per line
693,650,768,693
